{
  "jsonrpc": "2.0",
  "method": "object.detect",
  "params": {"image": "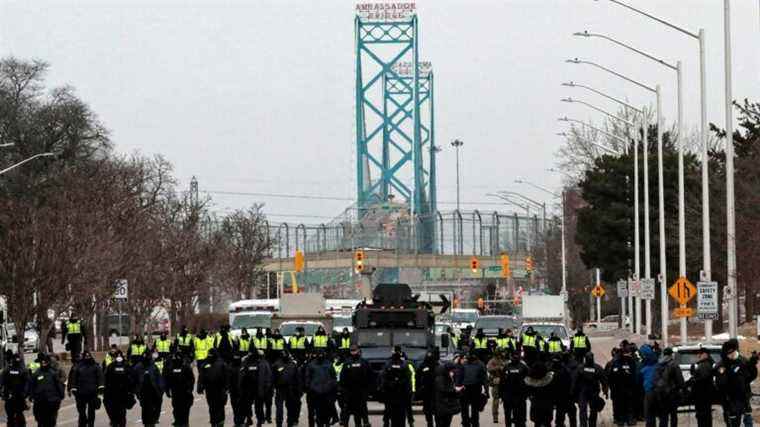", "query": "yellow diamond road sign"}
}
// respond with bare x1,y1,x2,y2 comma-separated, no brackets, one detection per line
592,285,605,298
